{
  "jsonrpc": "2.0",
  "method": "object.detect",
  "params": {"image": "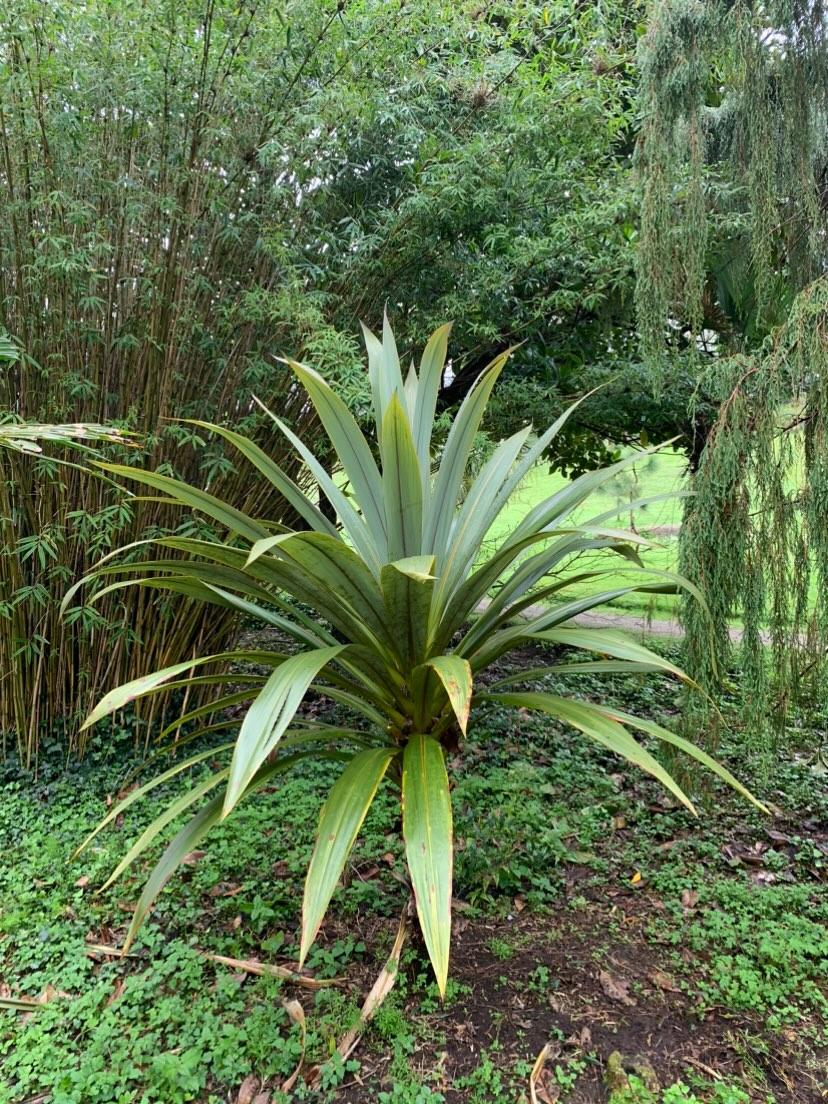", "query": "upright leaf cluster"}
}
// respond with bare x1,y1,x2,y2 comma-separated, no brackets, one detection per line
76,320,761,992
